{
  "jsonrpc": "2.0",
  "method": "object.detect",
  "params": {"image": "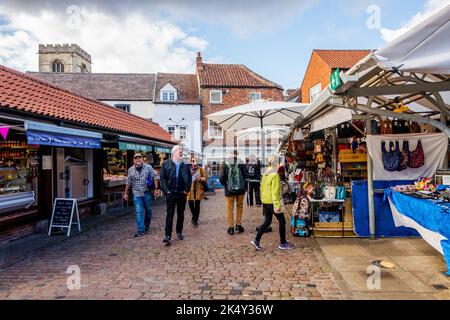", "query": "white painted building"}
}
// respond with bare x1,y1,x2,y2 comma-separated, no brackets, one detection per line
153,73,202,155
